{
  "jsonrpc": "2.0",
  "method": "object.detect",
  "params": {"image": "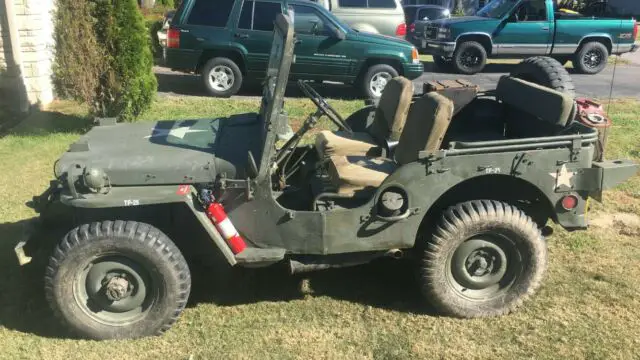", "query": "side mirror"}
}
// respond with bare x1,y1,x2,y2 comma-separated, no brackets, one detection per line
334,27,346,40
247,151,258,179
